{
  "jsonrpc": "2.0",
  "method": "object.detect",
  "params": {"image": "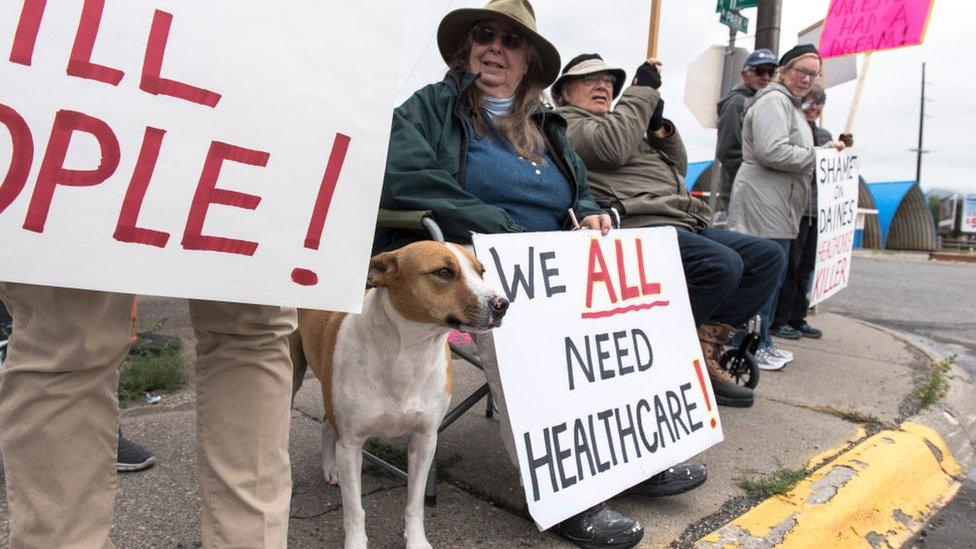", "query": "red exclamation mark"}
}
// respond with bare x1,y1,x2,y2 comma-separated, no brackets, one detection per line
692,359,718,429
291,133,351,286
